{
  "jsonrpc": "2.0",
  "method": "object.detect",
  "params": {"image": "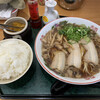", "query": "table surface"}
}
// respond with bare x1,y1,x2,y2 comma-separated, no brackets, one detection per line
0,0,100,99
0,0,100,41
